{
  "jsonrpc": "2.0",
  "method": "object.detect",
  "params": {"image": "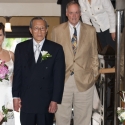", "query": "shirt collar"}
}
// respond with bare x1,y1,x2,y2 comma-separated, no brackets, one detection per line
33,38,45,47
68,21,80,29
